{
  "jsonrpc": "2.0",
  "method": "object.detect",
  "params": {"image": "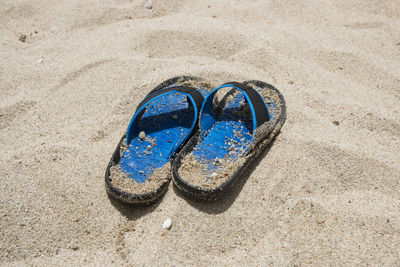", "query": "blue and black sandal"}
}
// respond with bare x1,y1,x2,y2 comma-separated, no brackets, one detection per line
172,81,286,201
105,76,213,204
